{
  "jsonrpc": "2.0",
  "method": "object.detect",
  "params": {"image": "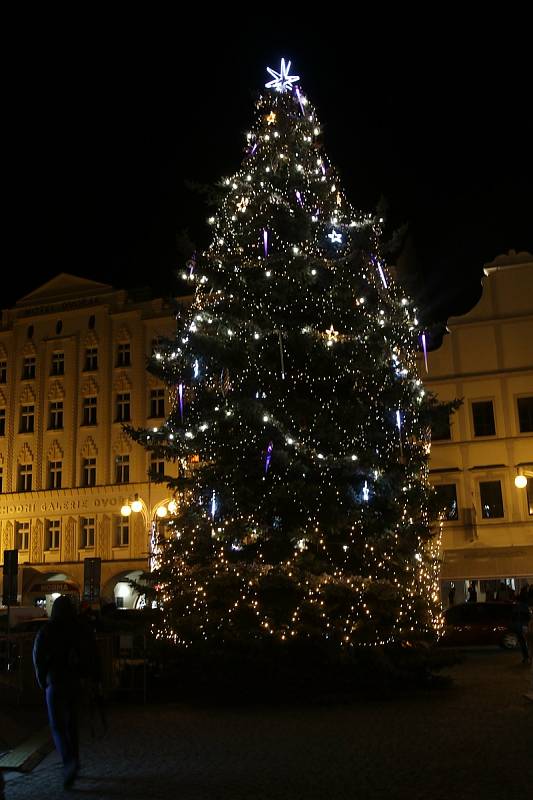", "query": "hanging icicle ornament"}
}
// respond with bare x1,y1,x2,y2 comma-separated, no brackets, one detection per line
375,258,388,289
278,330,285,380
211,490,217,520
263,228,269,258
178,383,184,422
396,409,404,460
264,441,274,474
295,84,305,114
193,359,199,378
362,481,370,502
295,189,303,207
420,332,429,373
186,253,196,278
